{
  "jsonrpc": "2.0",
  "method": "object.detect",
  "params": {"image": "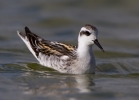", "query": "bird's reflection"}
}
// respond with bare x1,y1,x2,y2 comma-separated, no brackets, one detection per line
21,72,95,98
74,74,95,93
